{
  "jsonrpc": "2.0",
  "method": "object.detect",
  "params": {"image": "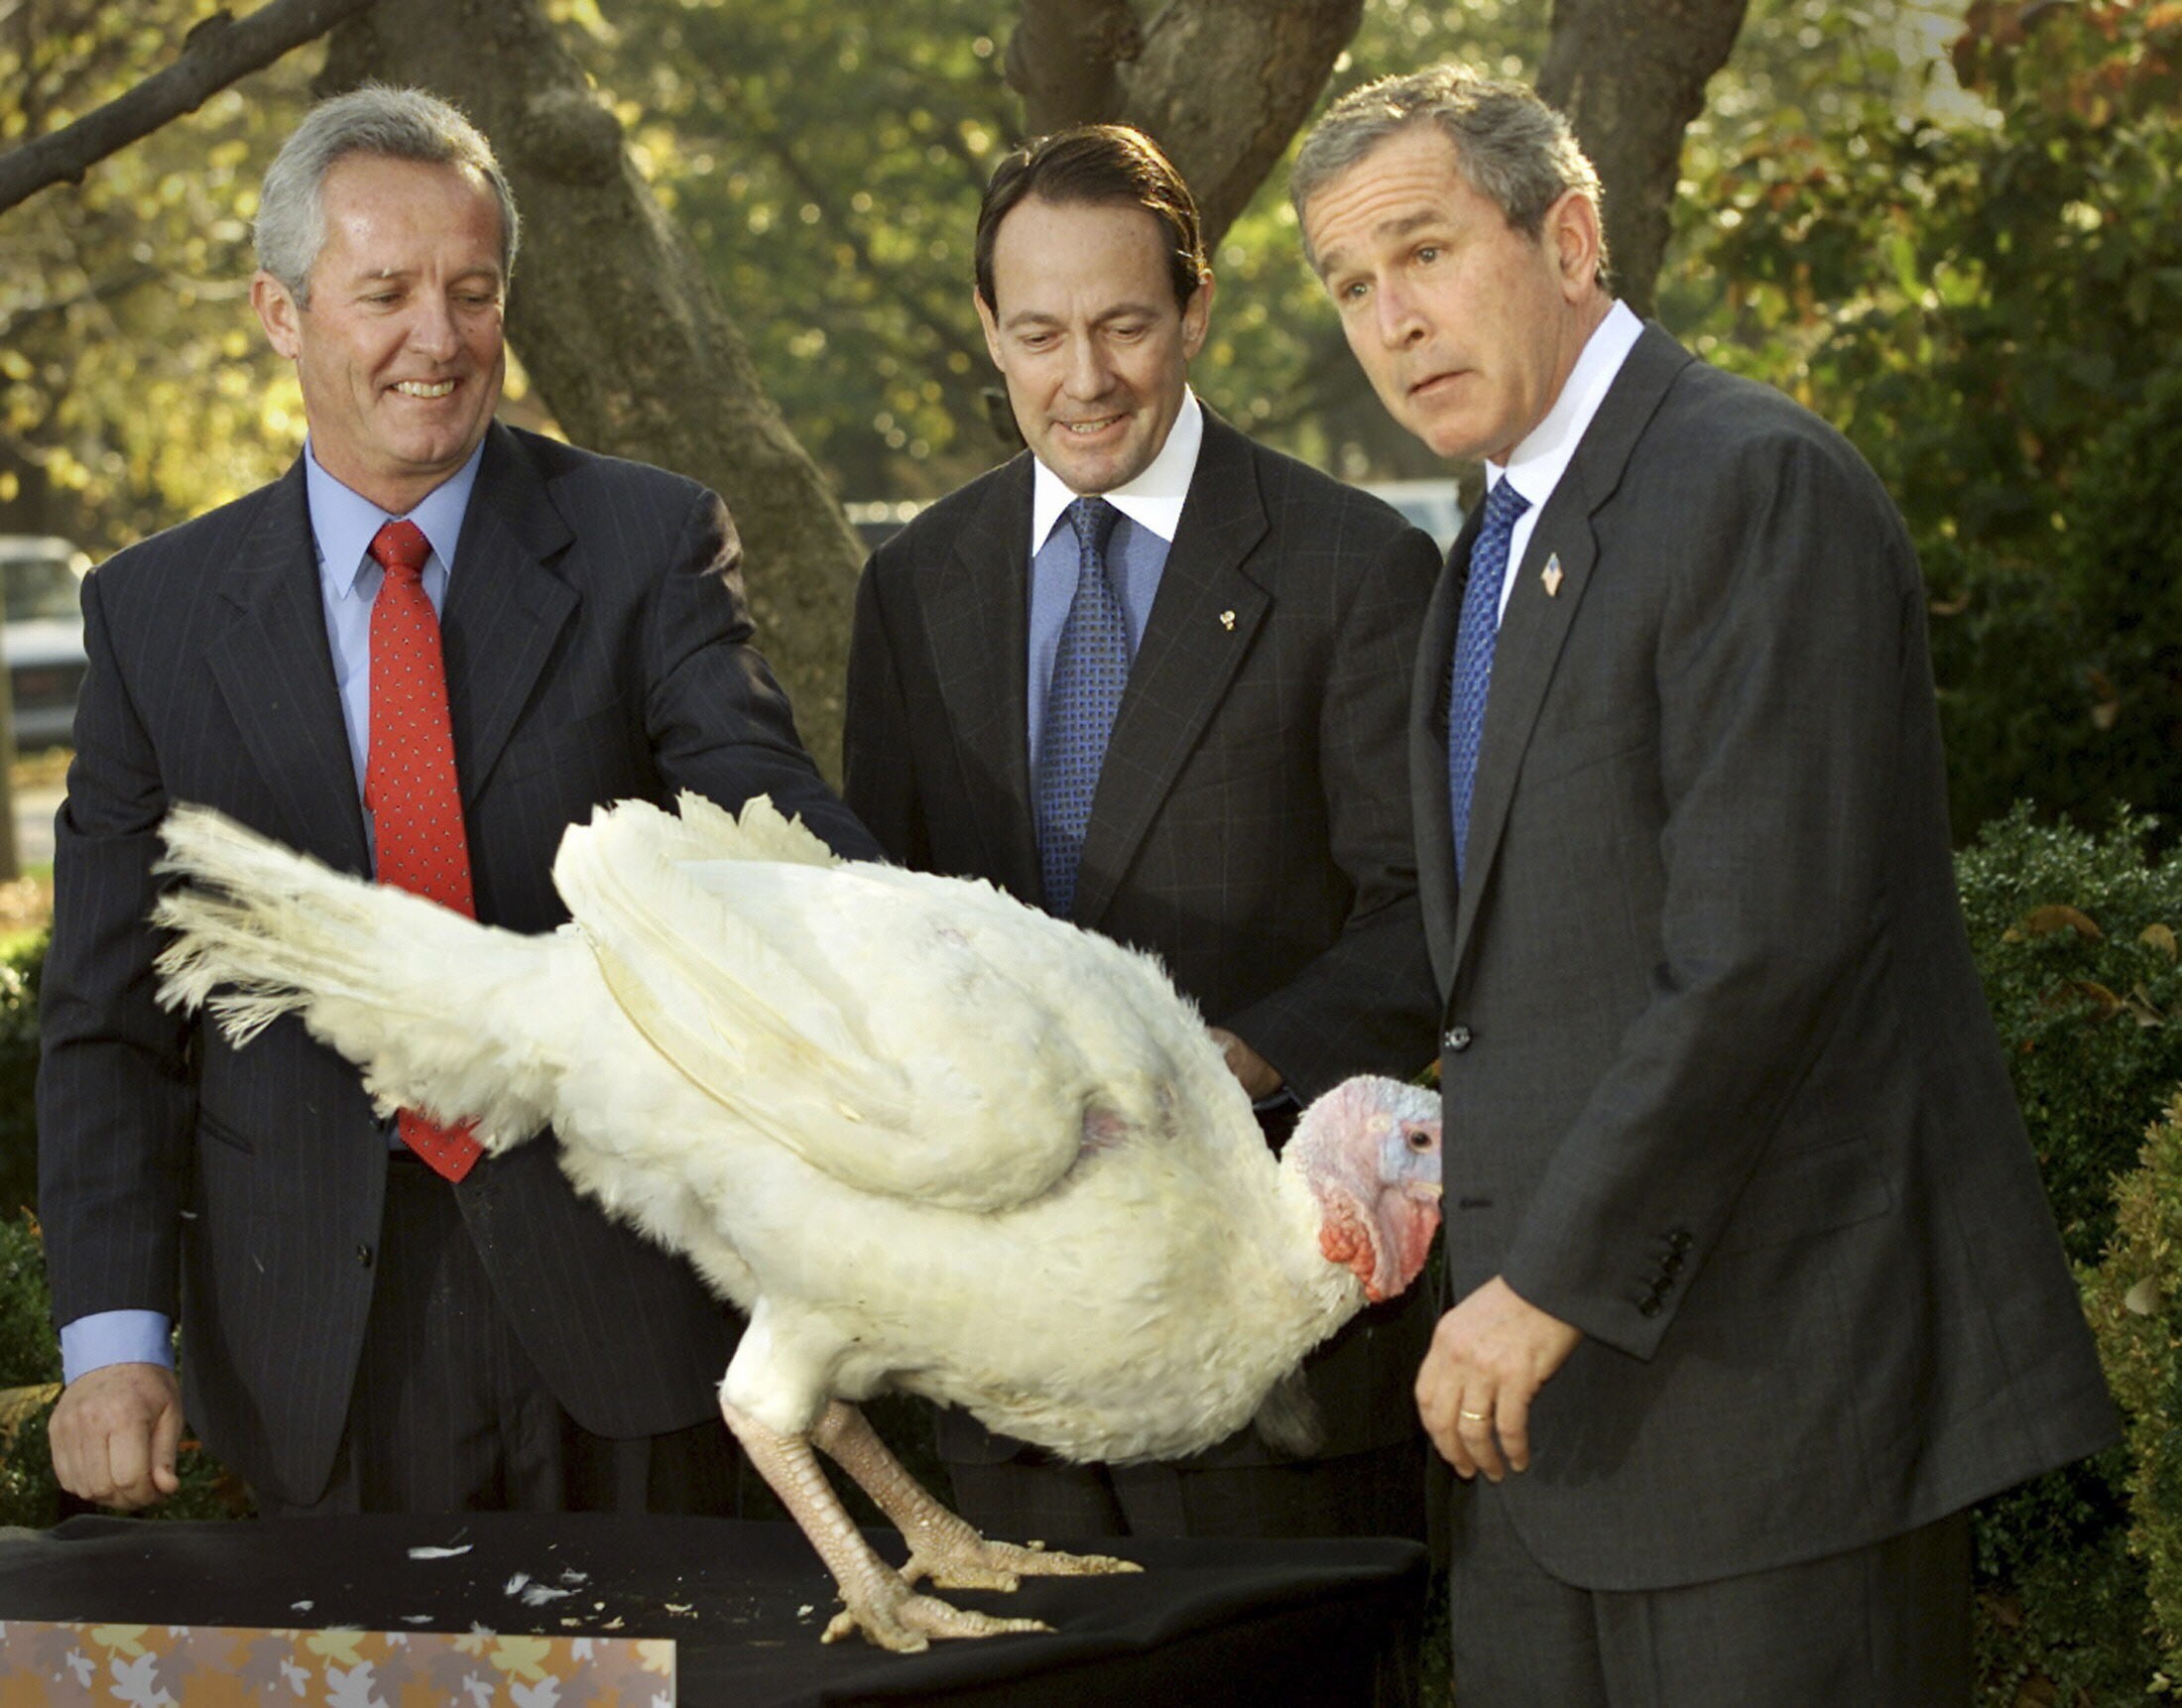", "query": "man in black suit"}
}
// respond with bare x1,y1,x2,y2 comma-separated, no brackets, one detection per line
40,85,875,1517
1293,65,2118,1702
844,125,1443,1541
